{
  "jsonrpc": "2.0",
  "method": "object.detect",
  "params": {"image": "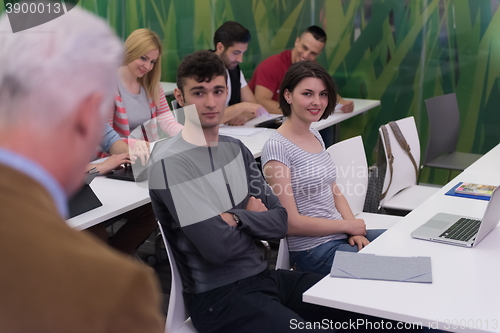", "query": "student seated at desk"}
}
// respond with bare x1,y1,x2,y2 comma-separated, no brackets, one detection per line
262,62,385,276
89,124,149,174
109,28,182,142
249,25,353,146
212,21,266,125
86,124,157,256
